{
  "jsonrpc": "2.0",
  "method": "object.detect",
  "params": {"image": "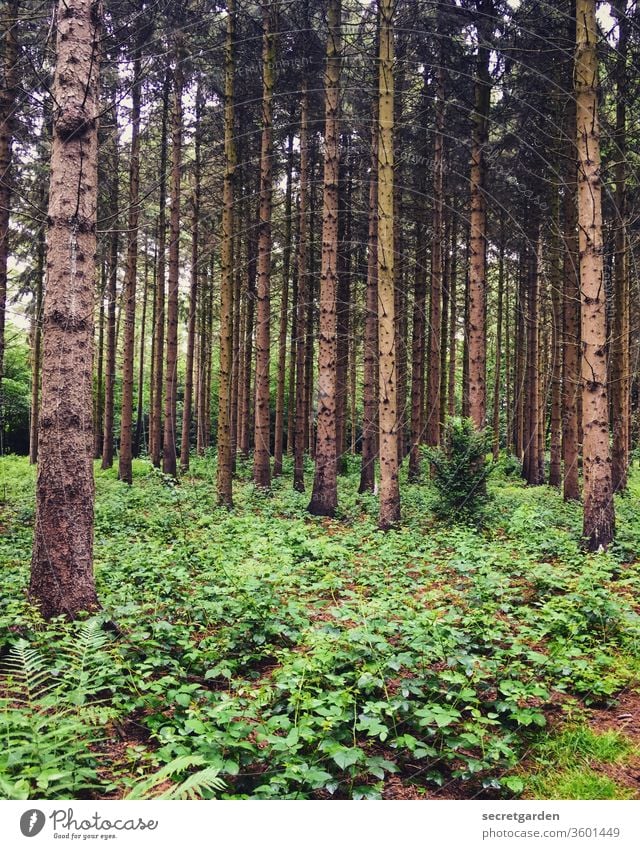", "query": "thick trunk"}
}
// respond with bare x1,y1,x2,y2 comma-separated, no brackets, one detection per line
575,0,615,549
308,0,341,516
31,0,101,619
377,0,400,529
253,4,275,489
